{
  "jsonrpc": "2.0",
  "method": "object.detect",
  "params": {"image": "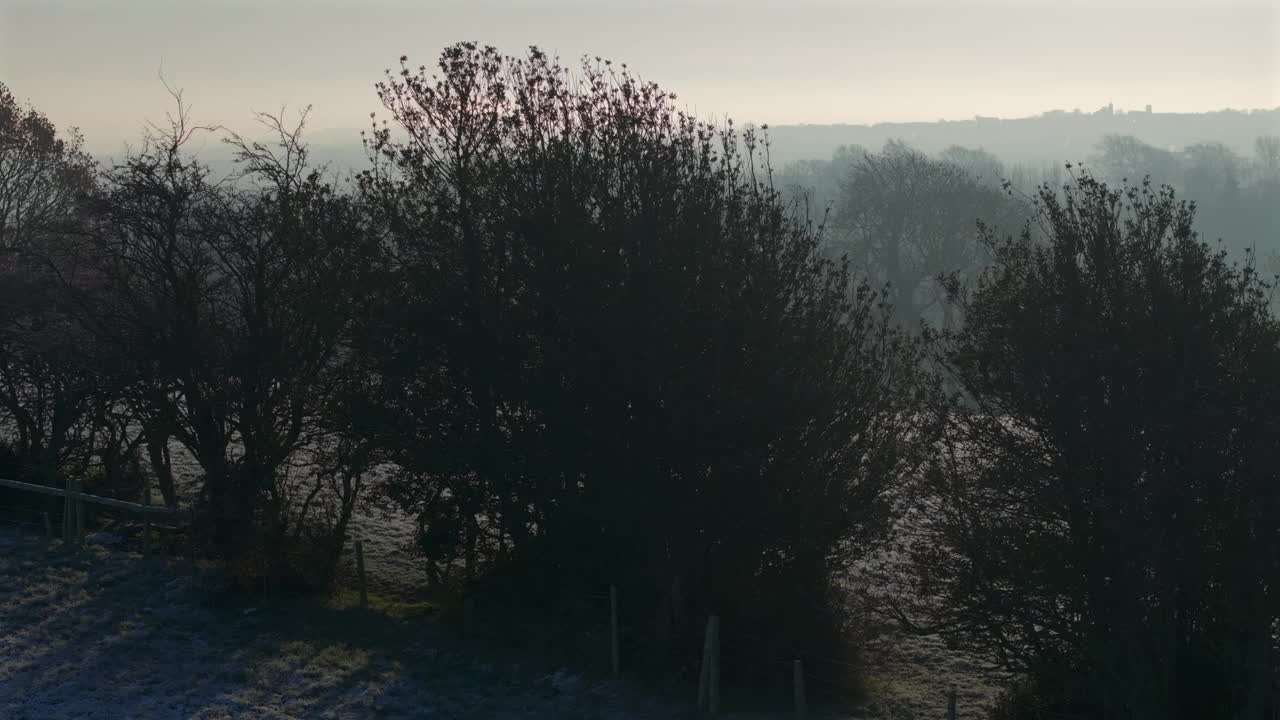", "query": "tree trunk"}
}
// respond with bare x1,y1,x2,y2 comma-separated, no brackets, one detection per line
145,429,178,507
